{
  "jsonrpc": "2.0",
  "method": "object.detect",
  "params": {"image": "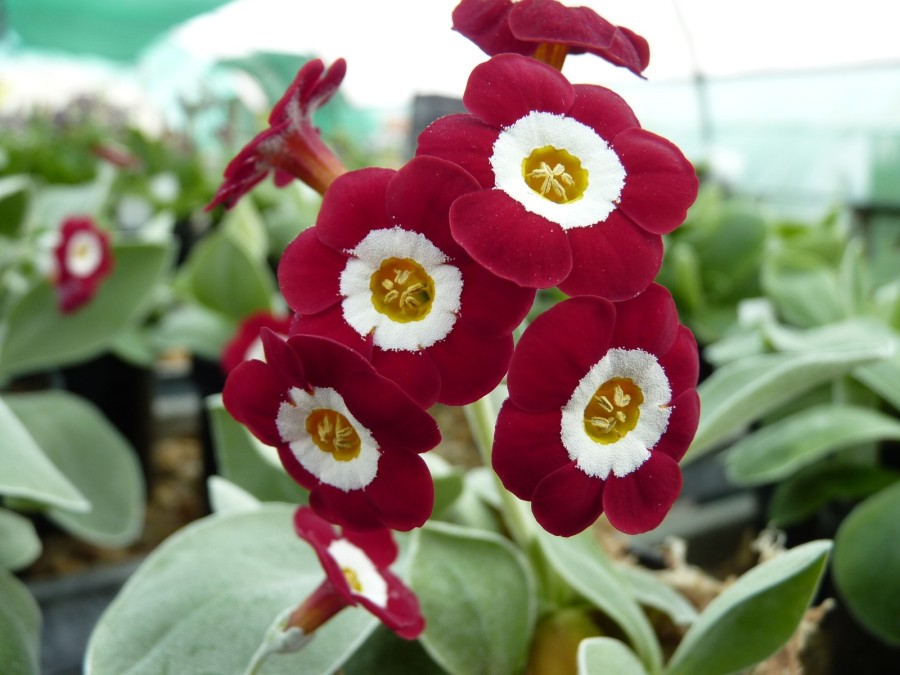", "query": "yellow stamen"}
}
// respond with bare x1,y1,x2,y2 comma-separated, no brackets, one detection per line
583,377,644,444
306,409,362,461
369,257,435,323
